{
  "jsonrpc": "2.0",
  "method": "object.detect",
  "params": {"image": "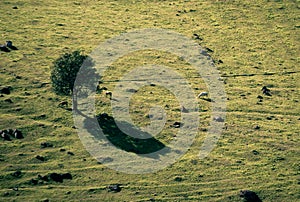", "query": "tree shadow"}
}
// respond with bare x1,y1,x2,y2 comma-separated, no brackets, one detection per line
83,113,166,155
